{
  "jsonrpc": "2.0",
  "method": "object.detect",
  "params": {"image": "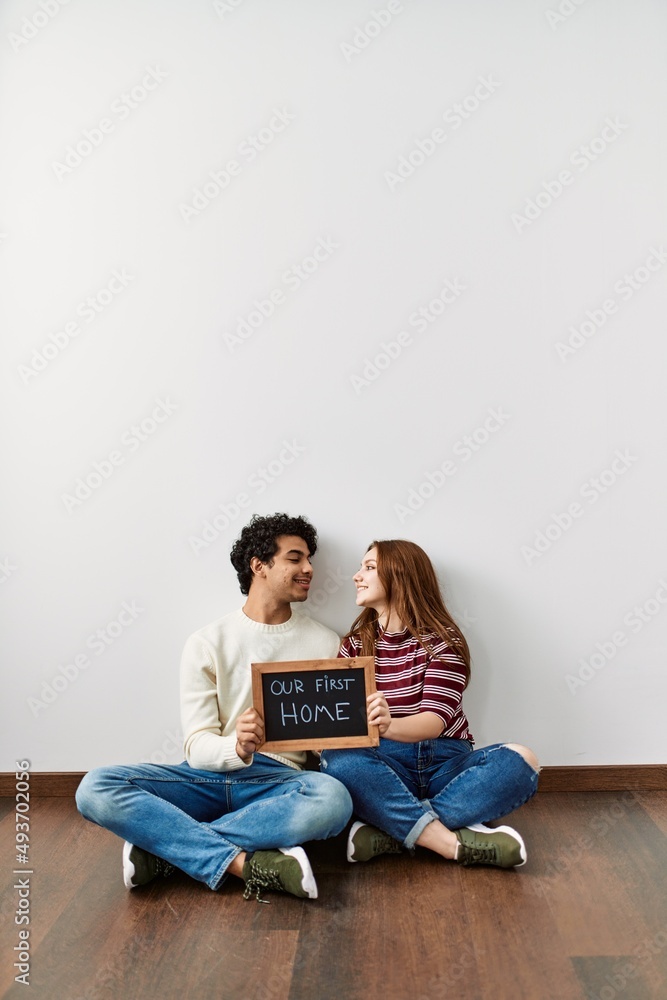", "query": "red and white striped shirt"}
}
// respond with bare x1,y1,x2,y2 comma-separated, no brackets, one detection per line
339,628,473,742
